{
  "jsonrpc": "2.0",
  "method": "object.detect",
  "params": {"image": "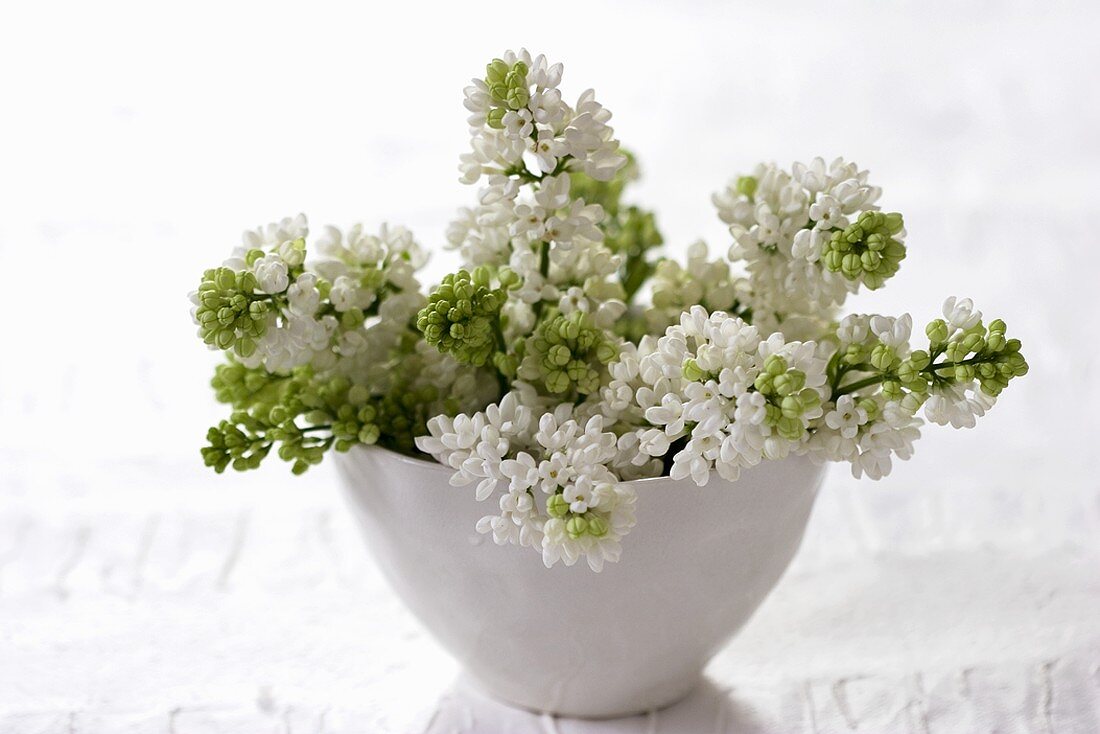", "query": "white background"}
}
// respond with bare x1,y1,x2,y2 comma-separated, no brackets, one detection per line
1,1,1098,732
